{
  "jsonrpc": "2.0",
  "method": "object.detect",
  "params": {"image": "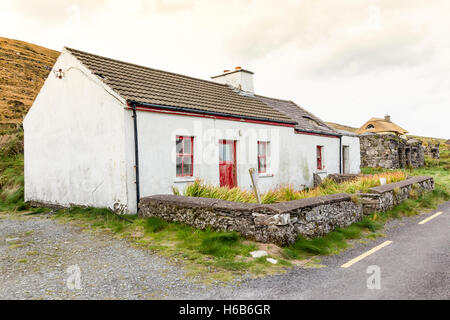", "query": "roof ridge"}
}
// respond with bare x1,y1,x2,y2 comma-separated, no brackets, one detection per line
254,93,294,103
64,46,231,89
256,95,340,134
